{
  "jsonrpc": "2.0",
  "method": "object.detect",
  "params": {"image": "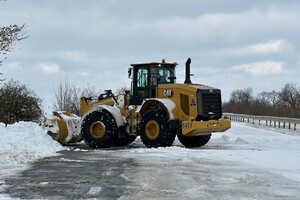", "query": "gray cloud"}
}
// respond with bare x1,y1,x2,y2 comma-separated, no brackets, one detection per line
1,1,300,112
